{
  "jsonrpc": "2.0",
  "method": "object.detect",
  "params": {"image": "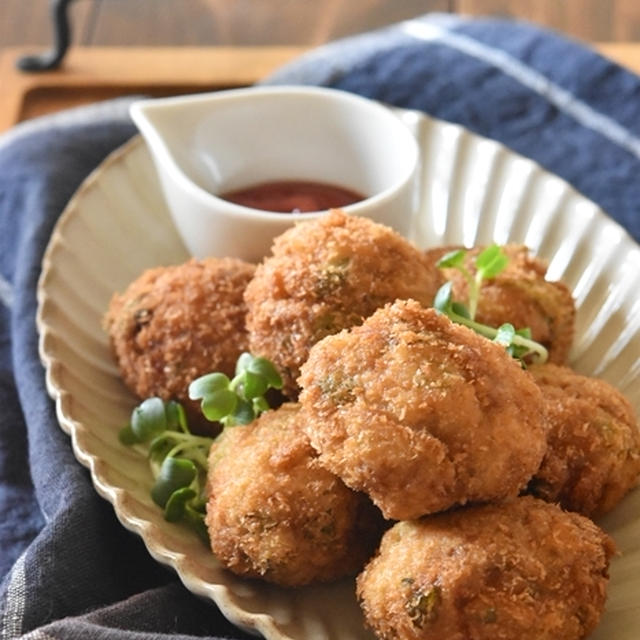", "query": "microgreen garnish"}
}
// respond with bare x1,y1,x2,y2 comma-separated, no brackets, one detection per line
119,397,213,542
188,352,282,427
434,245,548,364
151,457,198,508
119,353,283,543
